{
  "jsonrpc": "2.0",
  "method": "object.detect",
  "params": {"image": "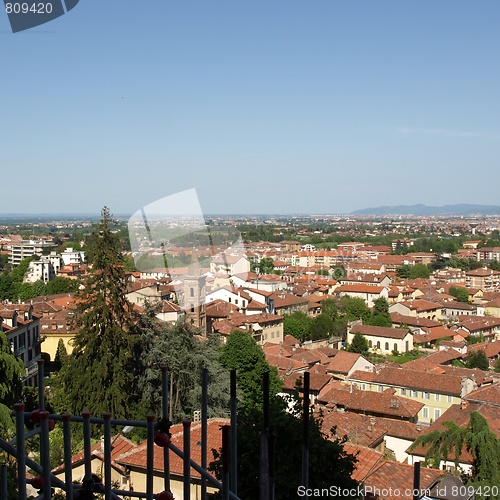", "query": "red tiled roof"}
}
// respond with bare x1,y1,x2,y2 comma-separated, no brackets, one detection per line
350,324,411,340
117,419,229,479
327,351,366,375
364,461,443,500
318,386,423,419
342,444,383,482
349,365,471,396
